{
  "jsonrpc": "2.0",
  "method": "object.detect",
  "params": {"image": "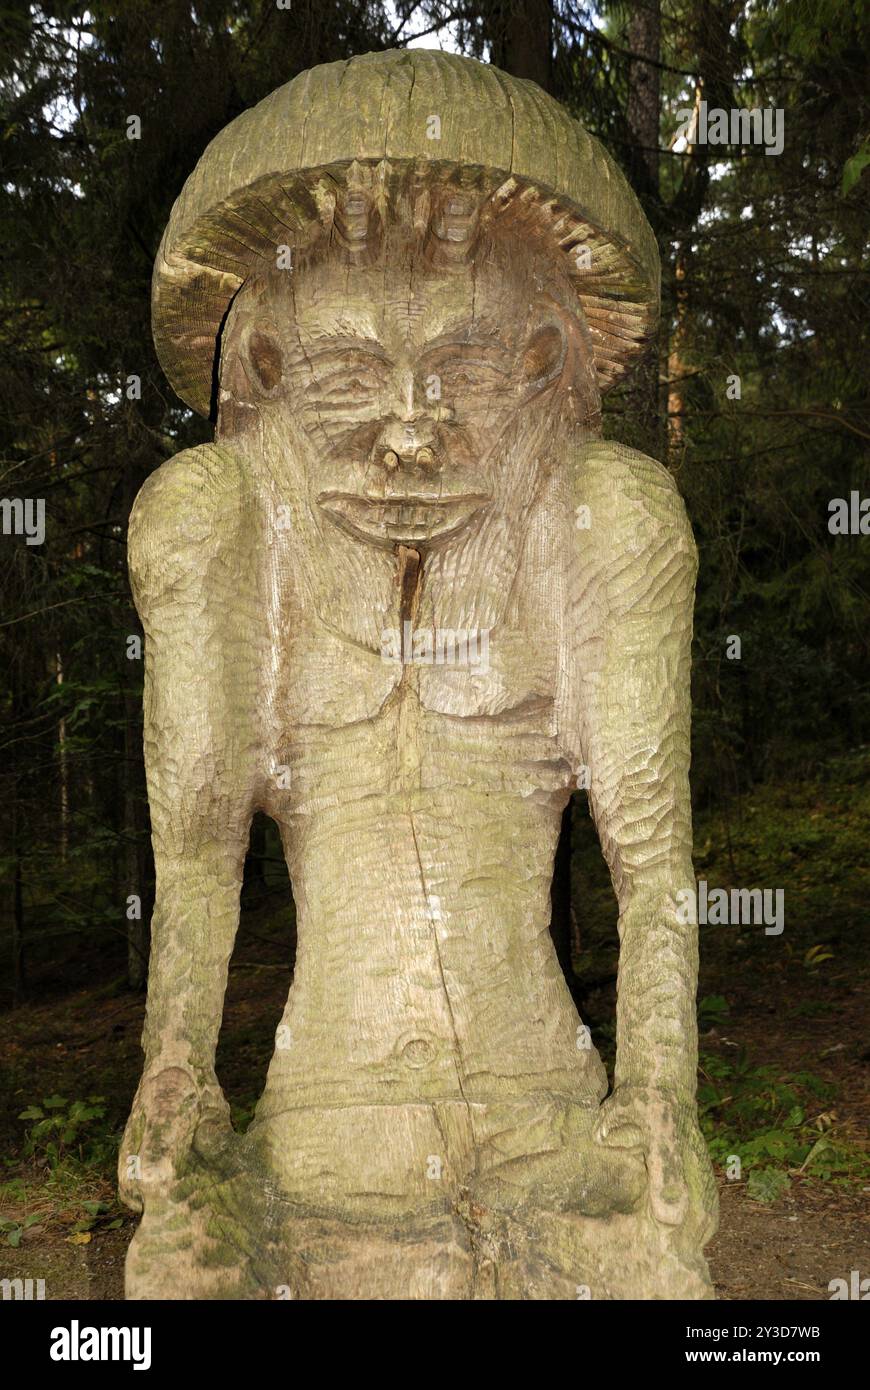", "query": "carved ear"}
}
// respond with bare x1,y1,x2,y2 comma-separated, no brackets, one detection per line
241,321,285,398
522,323,565,386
